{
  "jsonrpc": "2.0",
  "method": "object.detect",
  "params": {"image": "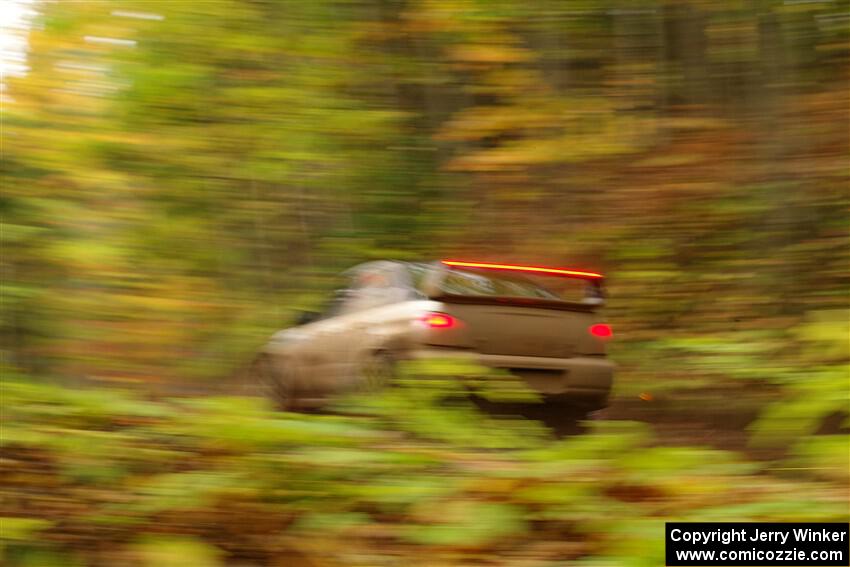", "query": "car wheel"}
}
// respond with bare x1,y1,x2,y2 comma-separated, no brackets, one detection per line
252,355,294,411
537,395,609,427
358,351,396,392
